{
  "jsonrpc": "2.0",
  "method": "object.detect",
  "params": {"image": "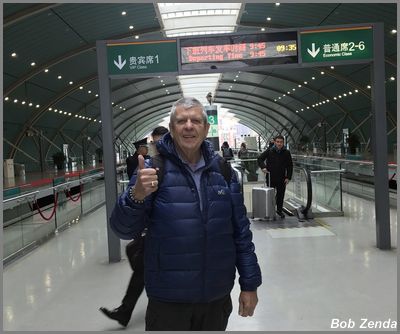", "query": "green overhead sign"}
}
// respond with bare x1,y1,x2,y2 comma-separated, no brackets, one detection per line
300,26,373,63
107,40,178,75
